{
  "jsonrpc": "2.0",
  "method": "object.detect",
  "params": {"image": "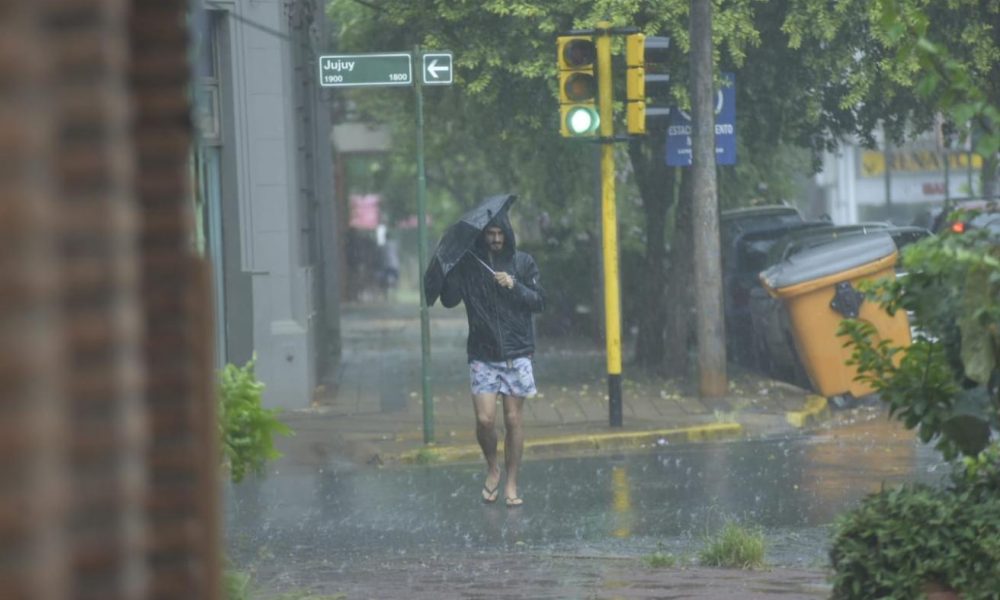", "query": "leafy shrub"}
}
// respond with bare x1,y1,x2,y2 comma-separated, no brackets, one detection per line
698,521,766,569
224,567,252,600
218,356,292,483
644,550,677,568
644,542,678,568
952,439,1000,499
829,452,1000,599
840,225,999,459
833,222,1000,597
413,446,440,465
